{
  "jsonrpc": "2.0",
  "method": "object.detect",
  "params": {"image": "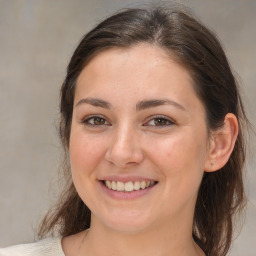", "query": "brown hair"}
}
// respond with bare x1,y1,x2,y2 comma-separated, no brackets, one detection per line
38,4,248,256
